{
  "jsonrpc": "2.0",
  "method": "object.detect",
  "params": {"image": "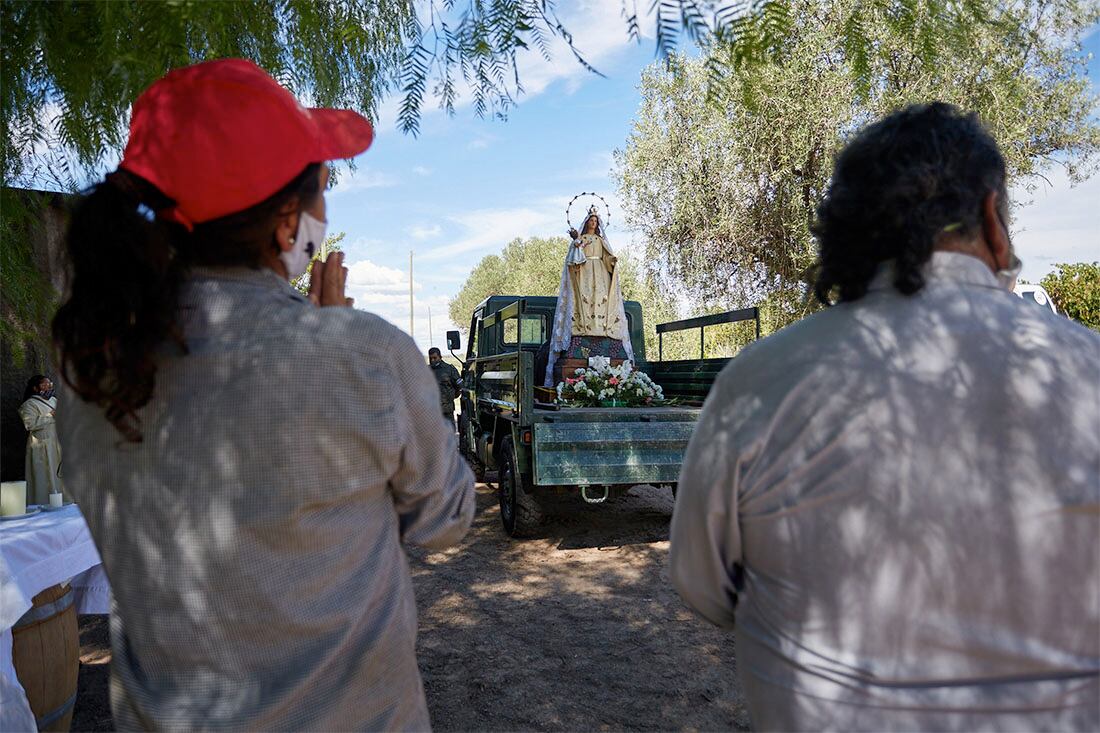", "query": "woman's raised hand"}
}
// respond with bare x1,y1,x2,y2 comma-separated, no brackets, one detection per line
308,251,354,308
